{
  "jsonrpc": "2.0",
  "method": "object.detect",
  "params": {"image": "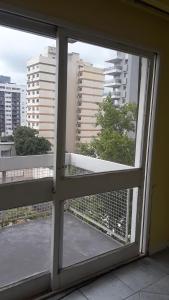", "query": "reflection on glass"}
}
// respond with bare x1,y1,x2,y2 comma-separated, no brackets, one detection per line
63,187,138,267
